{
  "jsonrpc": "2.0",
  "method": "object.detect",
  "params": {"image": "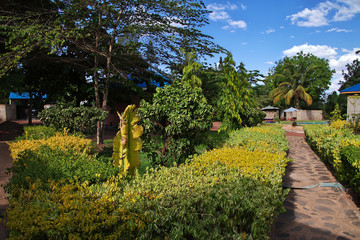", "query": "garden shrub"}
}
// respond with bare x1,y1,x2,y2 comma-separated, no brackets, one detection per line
6,180,137,240
340,146,360,193
138,85,213,166
330,119,351,130
6,125,289,239
39,105,108,135
15,125,57,140
5,147,119,196
304,124,360,195
8,129,92,160
227,125,289,154
191,146,288,185
7,162,287,240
